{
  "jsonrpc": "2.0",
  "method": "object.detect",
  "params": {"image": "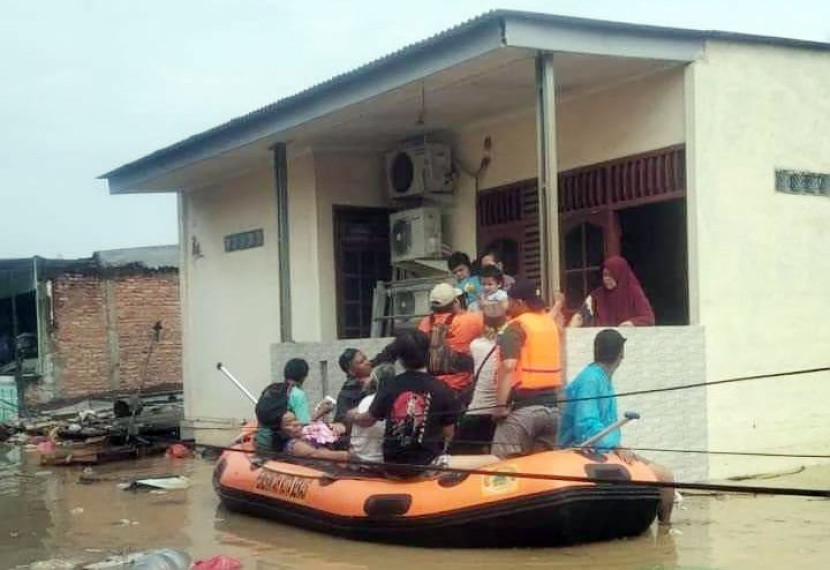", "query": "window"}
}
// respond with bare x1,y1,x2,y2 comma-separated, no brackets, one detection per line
563,222,605,308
